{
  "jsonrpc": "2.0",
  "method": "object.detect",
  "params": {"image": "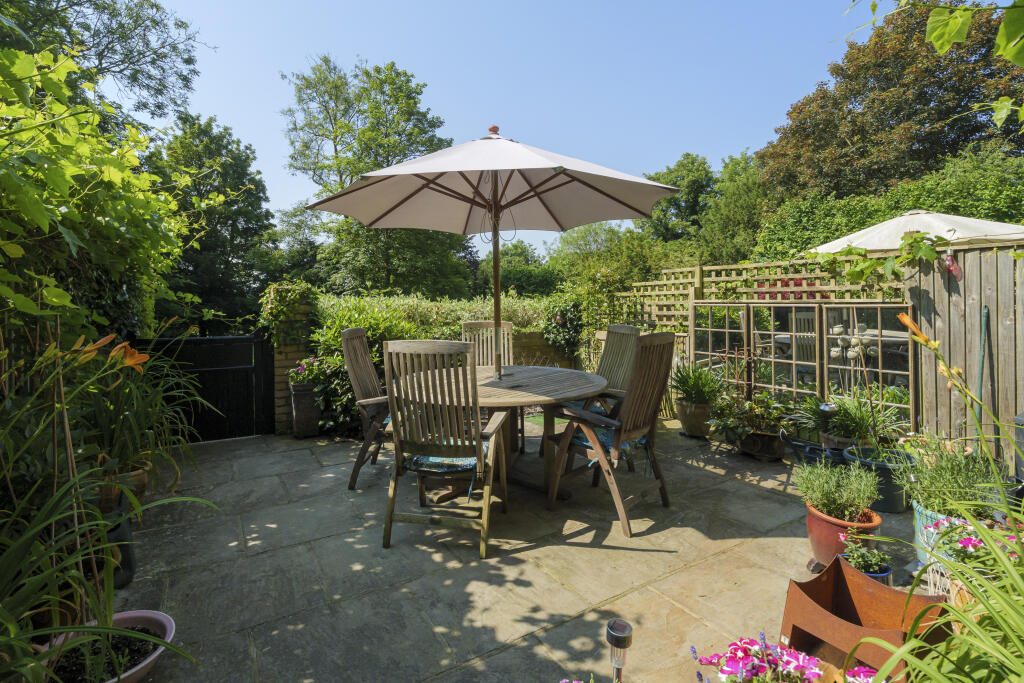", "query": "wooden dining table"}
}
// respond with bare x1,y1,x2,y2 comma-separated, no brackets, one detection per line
476,365,607,494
